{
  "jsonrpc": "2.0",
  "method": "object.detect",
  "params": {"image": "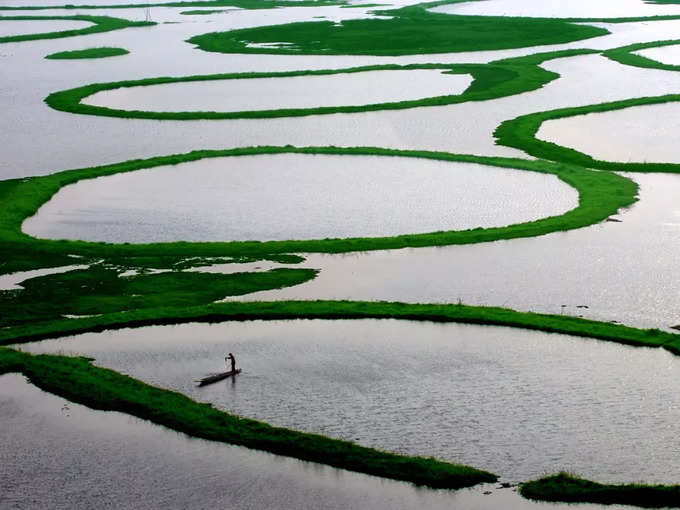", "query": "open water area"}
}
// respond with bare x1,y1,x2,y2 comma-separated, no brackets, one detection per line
4,0,680,507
